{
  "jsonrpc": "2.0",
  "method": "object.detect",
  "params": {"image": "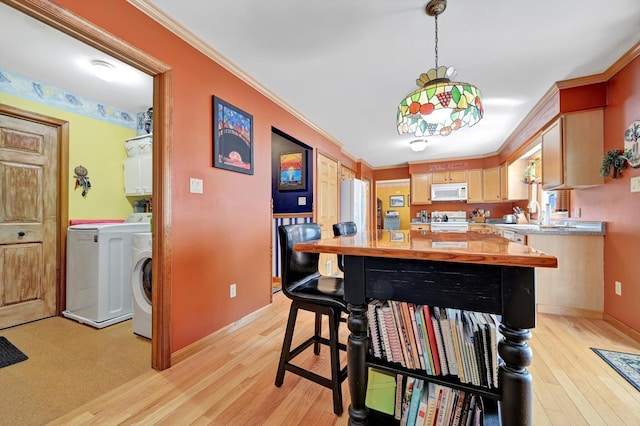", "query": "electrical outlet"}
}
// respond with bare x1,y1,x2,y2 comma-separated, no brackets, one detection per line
230,283,236,298
615,281,622,296
189,177,203,194
326,260,332,276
